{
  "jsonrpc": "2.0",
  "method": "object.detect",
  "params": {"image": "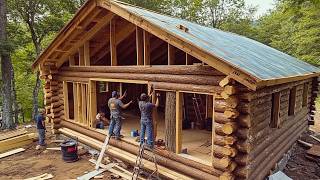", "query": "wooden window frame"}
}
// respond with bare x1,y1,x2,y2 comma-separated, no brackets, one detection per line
302,83,309,107
270,92,280,128
288,87,297,116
